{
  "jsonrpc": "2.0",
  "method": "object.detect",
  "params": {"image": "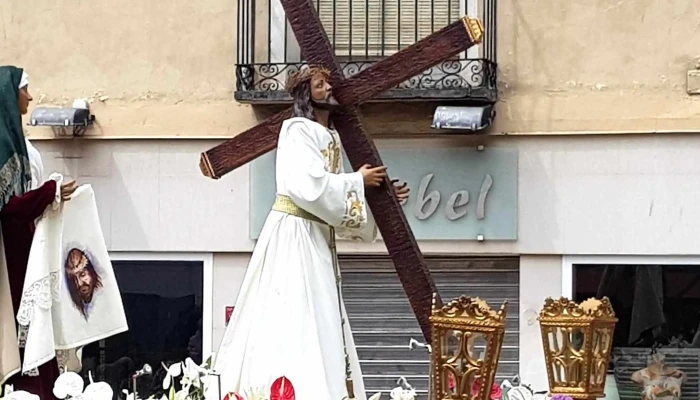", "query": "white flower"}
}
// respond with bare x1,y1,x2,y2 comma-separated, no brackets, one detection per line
53,372,85,399
181,358,205,391
389,377,416,400
2,385,39,400
121,389,139,400
83,381,113,400
79,371,113,400
162,362,183,390
243,386,269,400
368,393,382,400
389,387,416,400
